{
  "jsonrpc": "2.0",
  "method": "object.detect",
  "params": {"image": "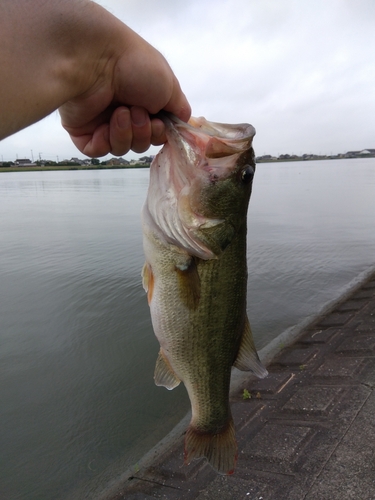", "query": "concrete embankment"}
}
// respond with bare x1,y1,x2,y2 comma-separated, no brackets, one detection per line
103,264,375,500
